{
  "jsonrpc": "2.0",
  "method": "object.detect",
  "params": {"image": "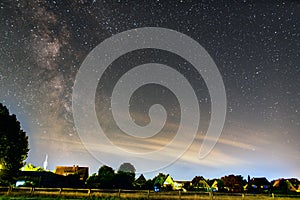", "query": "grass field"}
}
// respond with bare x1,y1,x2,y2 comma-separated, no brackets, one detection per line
1,196,300,200
0,187,299,200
